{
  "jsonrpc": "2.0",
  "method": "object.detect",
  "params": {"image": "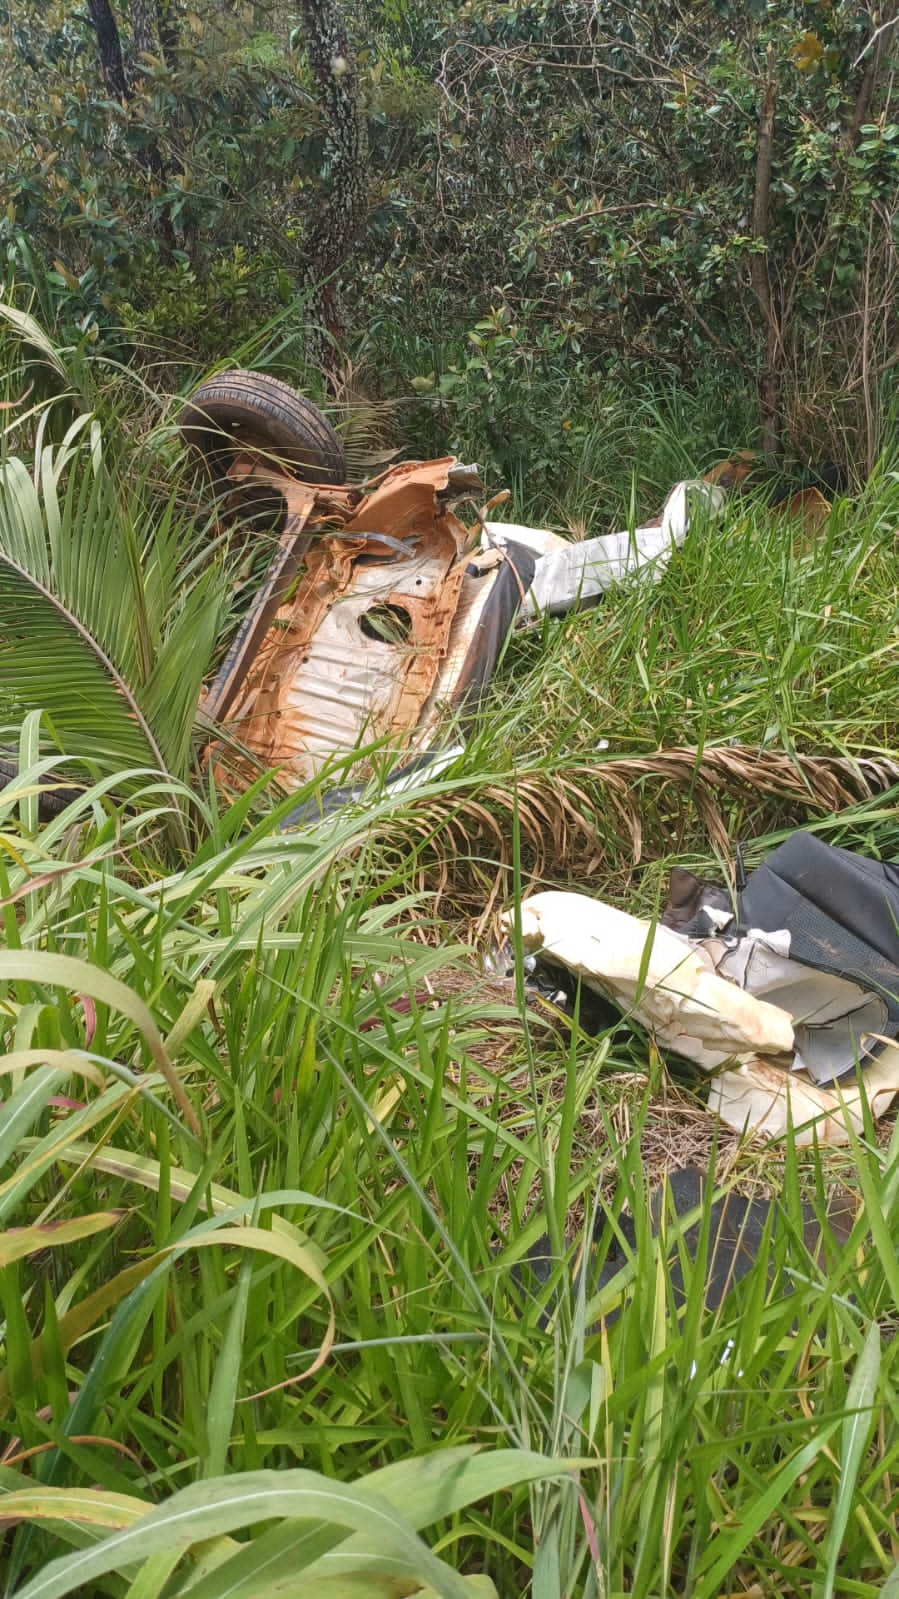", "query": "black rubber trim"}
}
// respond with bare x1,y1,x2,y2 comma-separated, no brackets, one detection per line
0,756,80,820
